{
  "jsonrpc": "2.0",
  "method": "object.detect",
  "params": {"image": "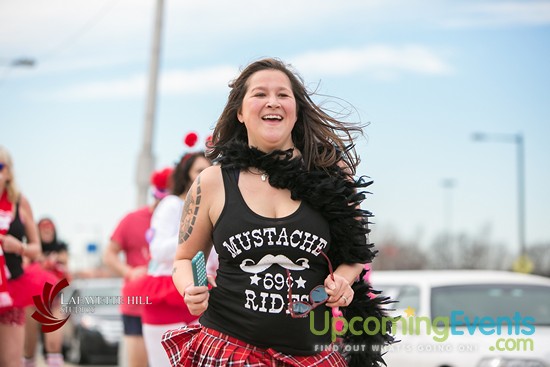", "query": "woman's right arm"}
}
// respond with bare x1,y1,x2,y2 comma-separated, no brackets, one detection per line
172,166,221,315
